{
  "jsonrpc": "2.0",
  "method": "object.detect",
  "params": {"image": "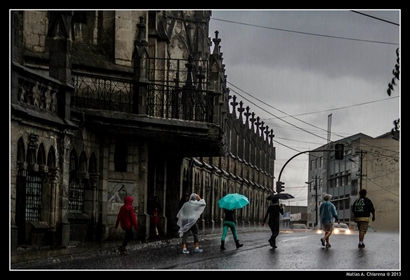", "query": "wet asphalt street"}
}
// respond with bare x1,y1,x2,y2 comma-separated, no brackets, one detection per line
12,229,400,270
